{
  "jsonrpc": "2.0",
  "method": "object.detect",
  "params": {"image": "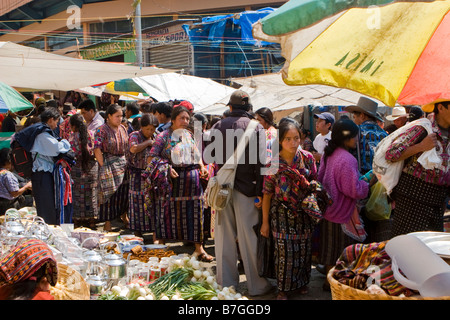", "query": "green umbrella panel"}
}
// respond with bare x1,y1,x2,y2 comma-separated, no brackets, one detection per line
0,81,34,113
259,0,436,36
